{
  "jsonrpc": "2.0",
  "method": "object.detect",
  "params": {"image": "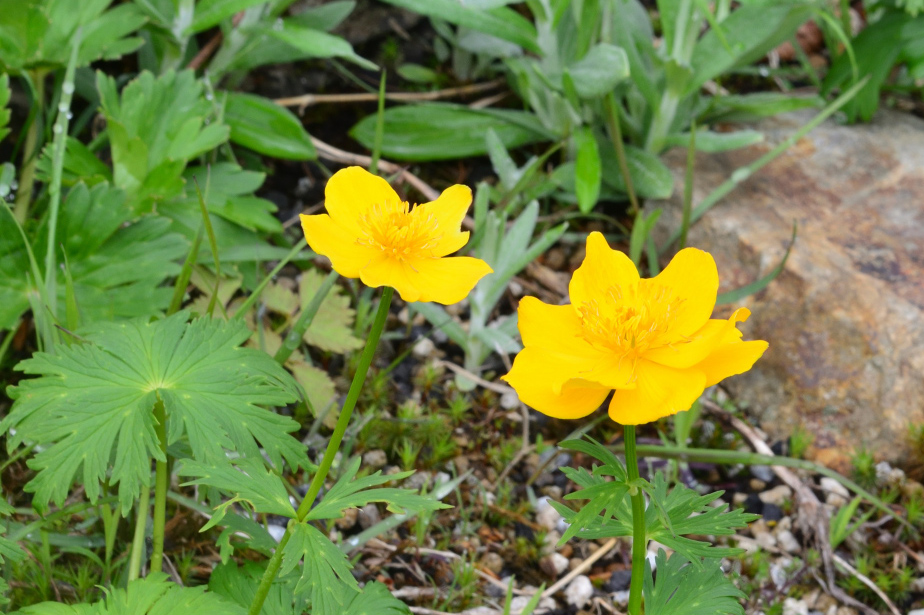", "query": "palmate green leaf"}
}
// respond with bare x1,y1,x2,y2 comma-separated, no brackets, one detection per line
281,522,360,608
350,103,552,161
223,92,316,161
644,549,745,615
0,498,23,606
12,573,245,615
210,561,309,615
178,457,296,521
97,69,230,211
307,457,449,522
0,182,187,331
345,582,410,615
2,312,304,514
